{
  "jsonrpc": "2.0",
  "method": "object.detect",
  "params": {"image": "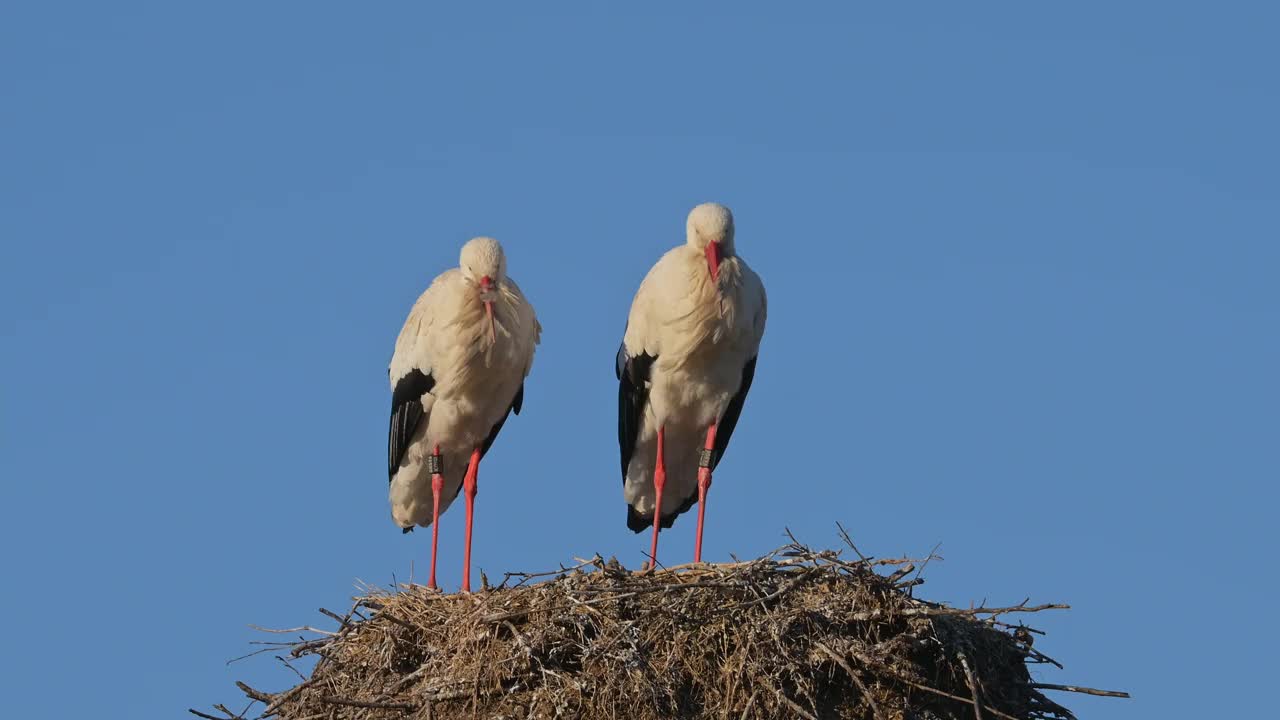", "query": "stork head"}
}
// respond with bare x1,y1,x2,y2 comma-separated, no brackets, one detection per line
459,236,506,343
685,202,734,283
